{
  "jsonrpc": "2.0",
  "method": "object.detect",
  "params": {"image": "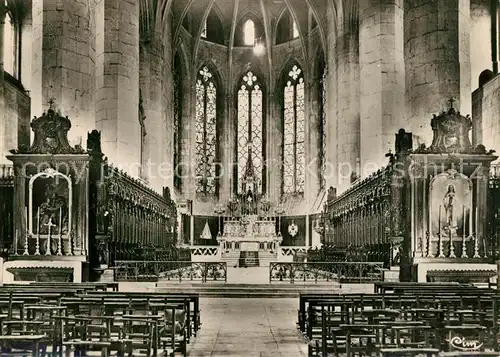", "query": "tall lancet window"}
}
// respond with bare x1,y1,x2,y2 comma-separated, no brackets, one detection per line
3,4,16,77
319,65,327,190
237,71,264,194
282,64,305,194
243,19,255,45
195,66,218,195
